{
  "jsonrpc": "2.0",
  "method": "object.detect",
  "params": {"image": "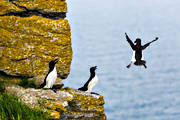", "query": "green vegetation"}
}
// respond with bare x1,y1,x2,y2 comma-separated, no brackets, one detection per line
0,92,49,120
0,80,48,120
0,80,5,94
17,77,37,88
